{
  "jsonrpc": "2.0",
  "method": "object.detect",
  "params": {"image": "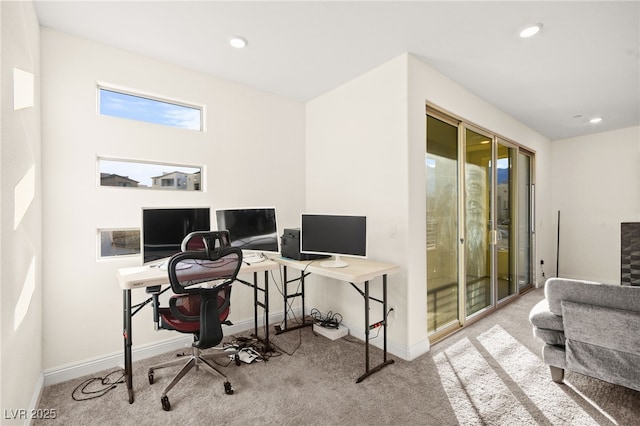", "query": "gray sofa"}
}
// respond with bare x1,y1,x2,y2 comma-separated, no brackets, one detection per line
529,278,640,391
